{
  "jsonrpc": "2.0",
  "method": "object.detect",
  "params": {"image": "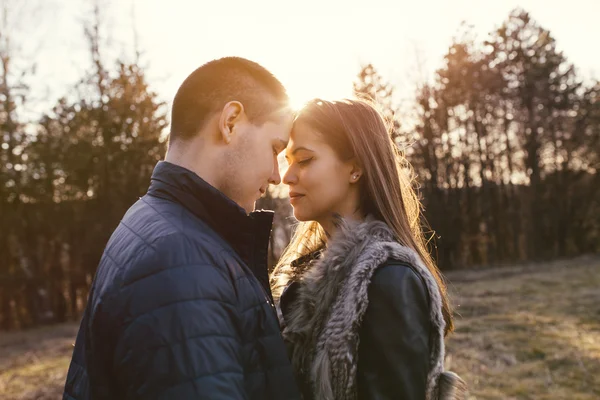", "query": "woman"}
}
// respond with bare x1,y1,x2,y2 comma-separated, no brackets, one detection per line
271,99,466,400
